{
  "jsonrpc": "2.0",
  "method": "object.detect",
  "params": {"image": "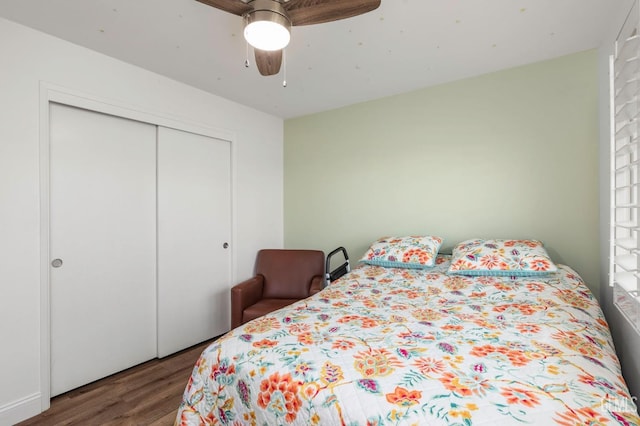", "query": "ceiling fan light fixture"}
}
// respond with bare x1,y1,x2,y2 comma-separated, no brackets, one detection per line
243,1,291,51
198,0,382,76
